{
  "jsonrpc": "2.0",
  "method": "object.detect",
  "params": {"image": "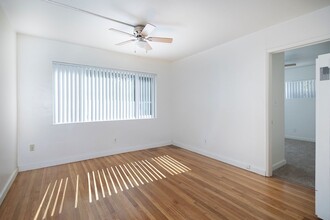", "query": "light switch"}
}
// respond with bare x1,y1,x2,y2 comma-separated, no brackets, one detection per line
320,66,329,81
